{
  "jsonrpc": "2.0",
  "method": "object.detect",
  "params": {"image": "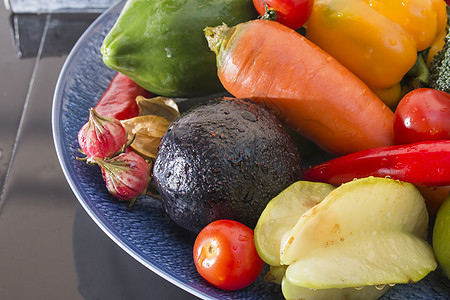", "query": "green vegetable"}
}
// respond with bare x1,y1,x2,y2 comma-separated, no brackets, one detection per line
401,53,430,92
101,0,257,97
433,195,450,280
429,31,450,93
